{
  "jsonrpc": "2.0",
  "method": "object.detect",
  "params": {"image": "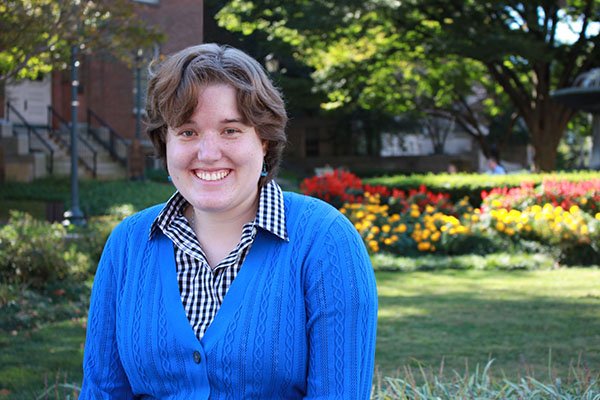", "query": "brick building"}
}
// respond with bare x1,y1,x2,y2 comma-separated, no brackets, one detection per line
53,0,204,140
2,0,203,181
